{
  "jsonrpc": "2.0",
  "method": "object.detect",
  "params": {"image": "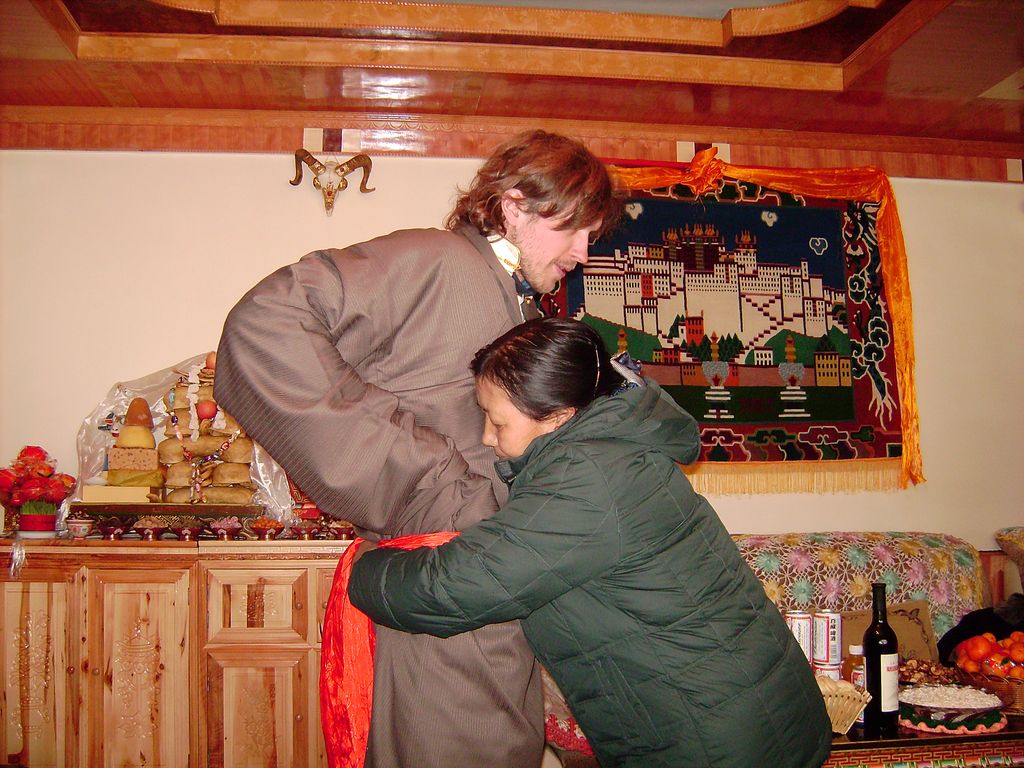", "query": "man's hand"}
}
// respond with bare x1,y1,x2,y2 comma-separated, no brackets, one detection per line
350,540,378,565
